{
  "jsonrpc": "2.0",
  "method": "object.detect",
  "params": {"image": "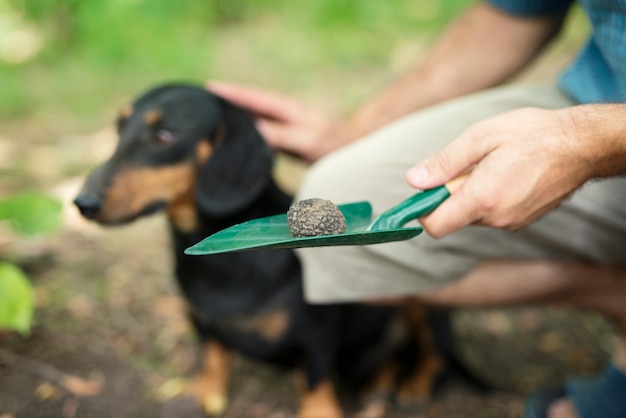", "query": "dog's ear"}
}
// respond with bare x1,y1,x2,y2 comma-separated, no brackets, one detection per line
116,105,133,133
196,98,274,217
